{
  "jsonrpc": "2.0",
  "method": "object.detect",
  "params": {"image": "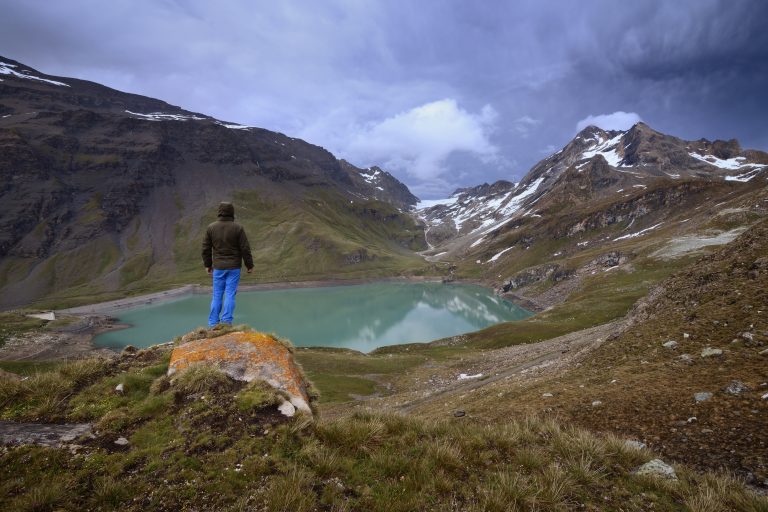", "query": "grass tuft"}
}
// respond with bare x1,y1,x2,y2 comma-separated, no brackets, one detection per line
173,364,235,396
236,380,285,412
